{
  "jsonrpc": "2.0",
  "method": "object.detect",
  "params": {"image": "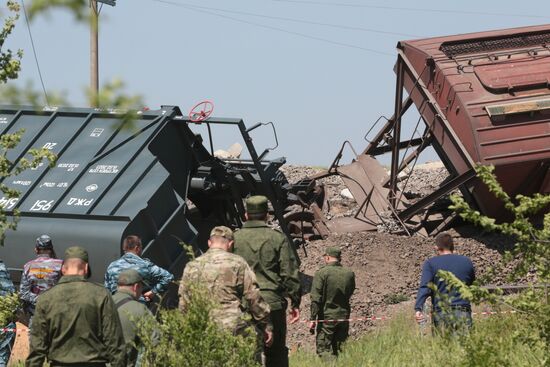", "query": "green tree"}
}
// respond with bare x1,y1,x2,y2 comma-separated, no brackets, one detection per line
0,1,57,241
446,164,550,366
